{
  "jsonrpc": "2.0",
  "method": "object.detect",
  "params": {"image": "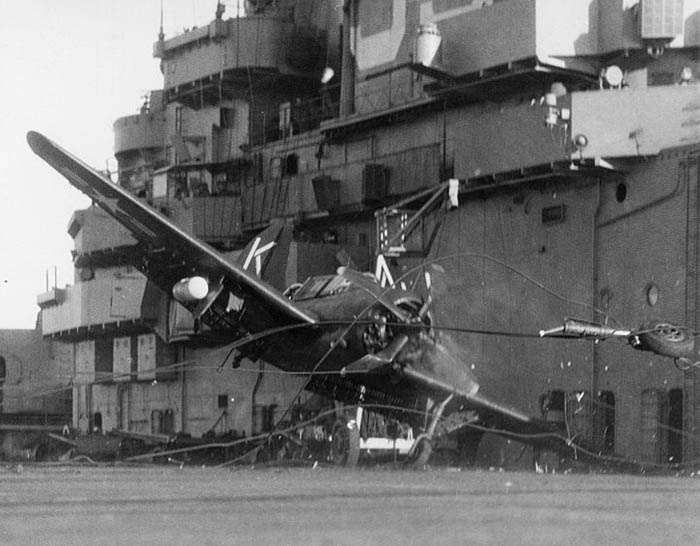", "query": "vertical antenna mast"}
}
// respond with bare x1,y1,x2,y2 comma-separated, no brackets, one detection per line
158,0,164,41
216,0,226,20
